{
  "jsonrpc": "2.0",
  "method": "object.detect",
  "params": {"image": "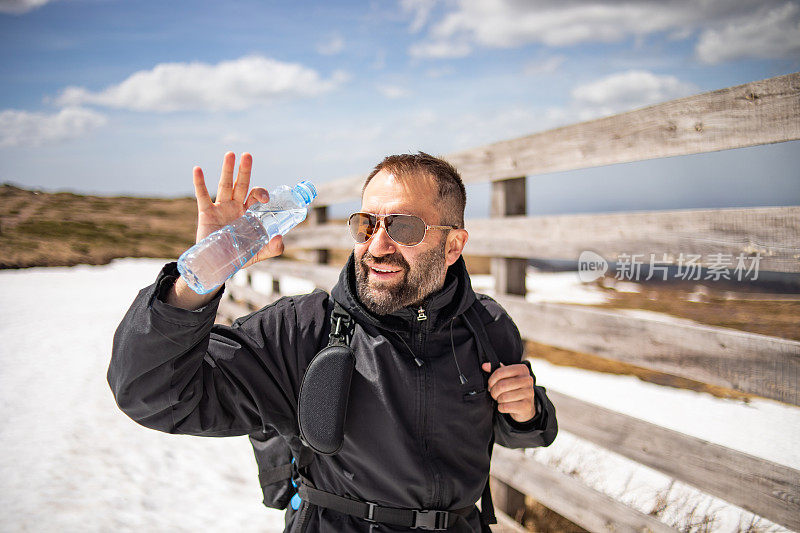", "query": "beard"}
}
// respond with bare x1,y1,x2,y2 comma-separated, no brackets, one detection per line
355,239,448,316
